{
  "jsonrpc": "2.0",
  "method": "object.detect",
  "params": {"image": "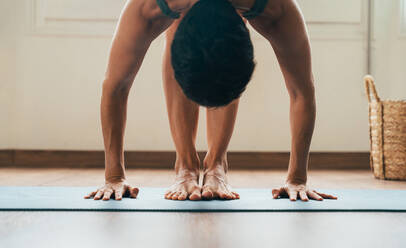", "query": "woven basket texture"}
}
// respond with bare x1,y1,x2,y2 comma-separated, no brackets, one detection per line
365,75,406,180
